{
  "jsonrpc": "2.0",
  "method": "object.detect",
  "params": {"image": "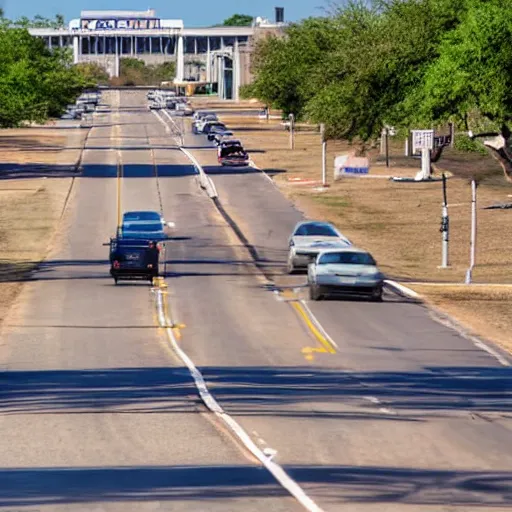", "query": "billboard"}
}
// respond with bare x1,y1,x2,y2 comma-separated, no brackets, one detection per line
80,18,161,30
